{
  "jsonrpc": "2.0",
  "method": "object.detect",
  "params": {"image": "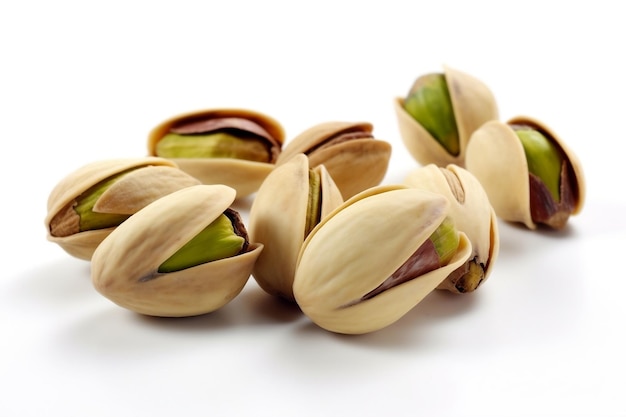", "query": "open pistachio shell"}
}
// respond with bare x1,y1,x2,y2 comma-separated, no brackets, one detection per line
248,153,343,301
293,185,472,334
465,116,585,229
91,184,262,317
275,121,391,199
45,157,200,260
147,108,285,198
394,65,499,167
404,164,499,293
